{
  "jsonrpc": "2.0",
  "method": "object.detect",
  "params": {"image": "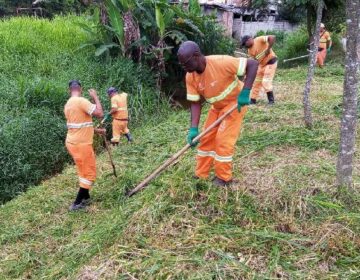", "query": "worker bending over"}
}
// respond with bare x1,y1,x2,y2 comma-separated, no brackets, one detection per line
64,80,105,211
317,23,332,68
106,87,133,145
178,41,258,187
241,35,277,105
